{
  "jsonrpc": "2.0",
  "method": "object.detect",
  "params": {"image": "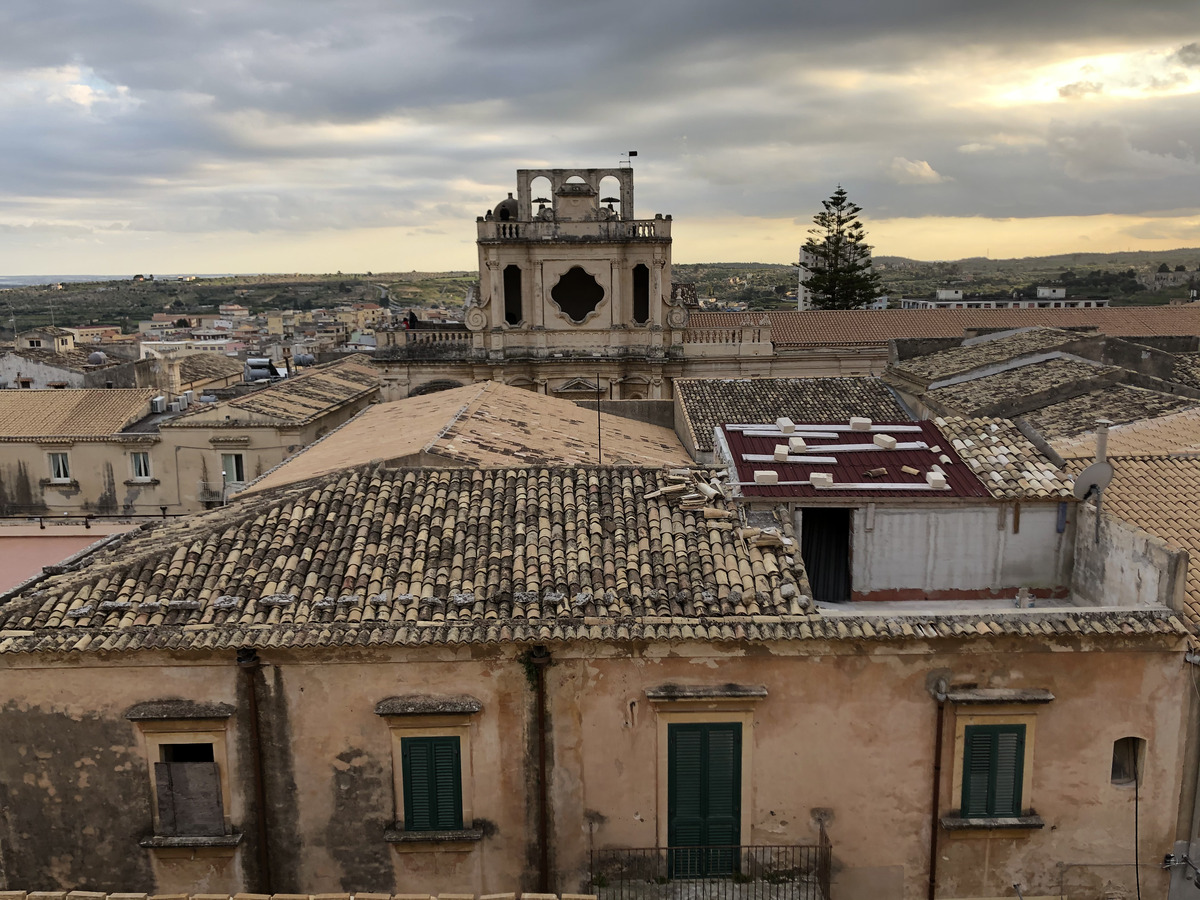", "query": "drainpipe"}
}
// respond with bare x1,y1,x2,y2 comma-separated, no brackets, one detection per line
237,648,273,894
928,677,949,900
529,645,553,893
